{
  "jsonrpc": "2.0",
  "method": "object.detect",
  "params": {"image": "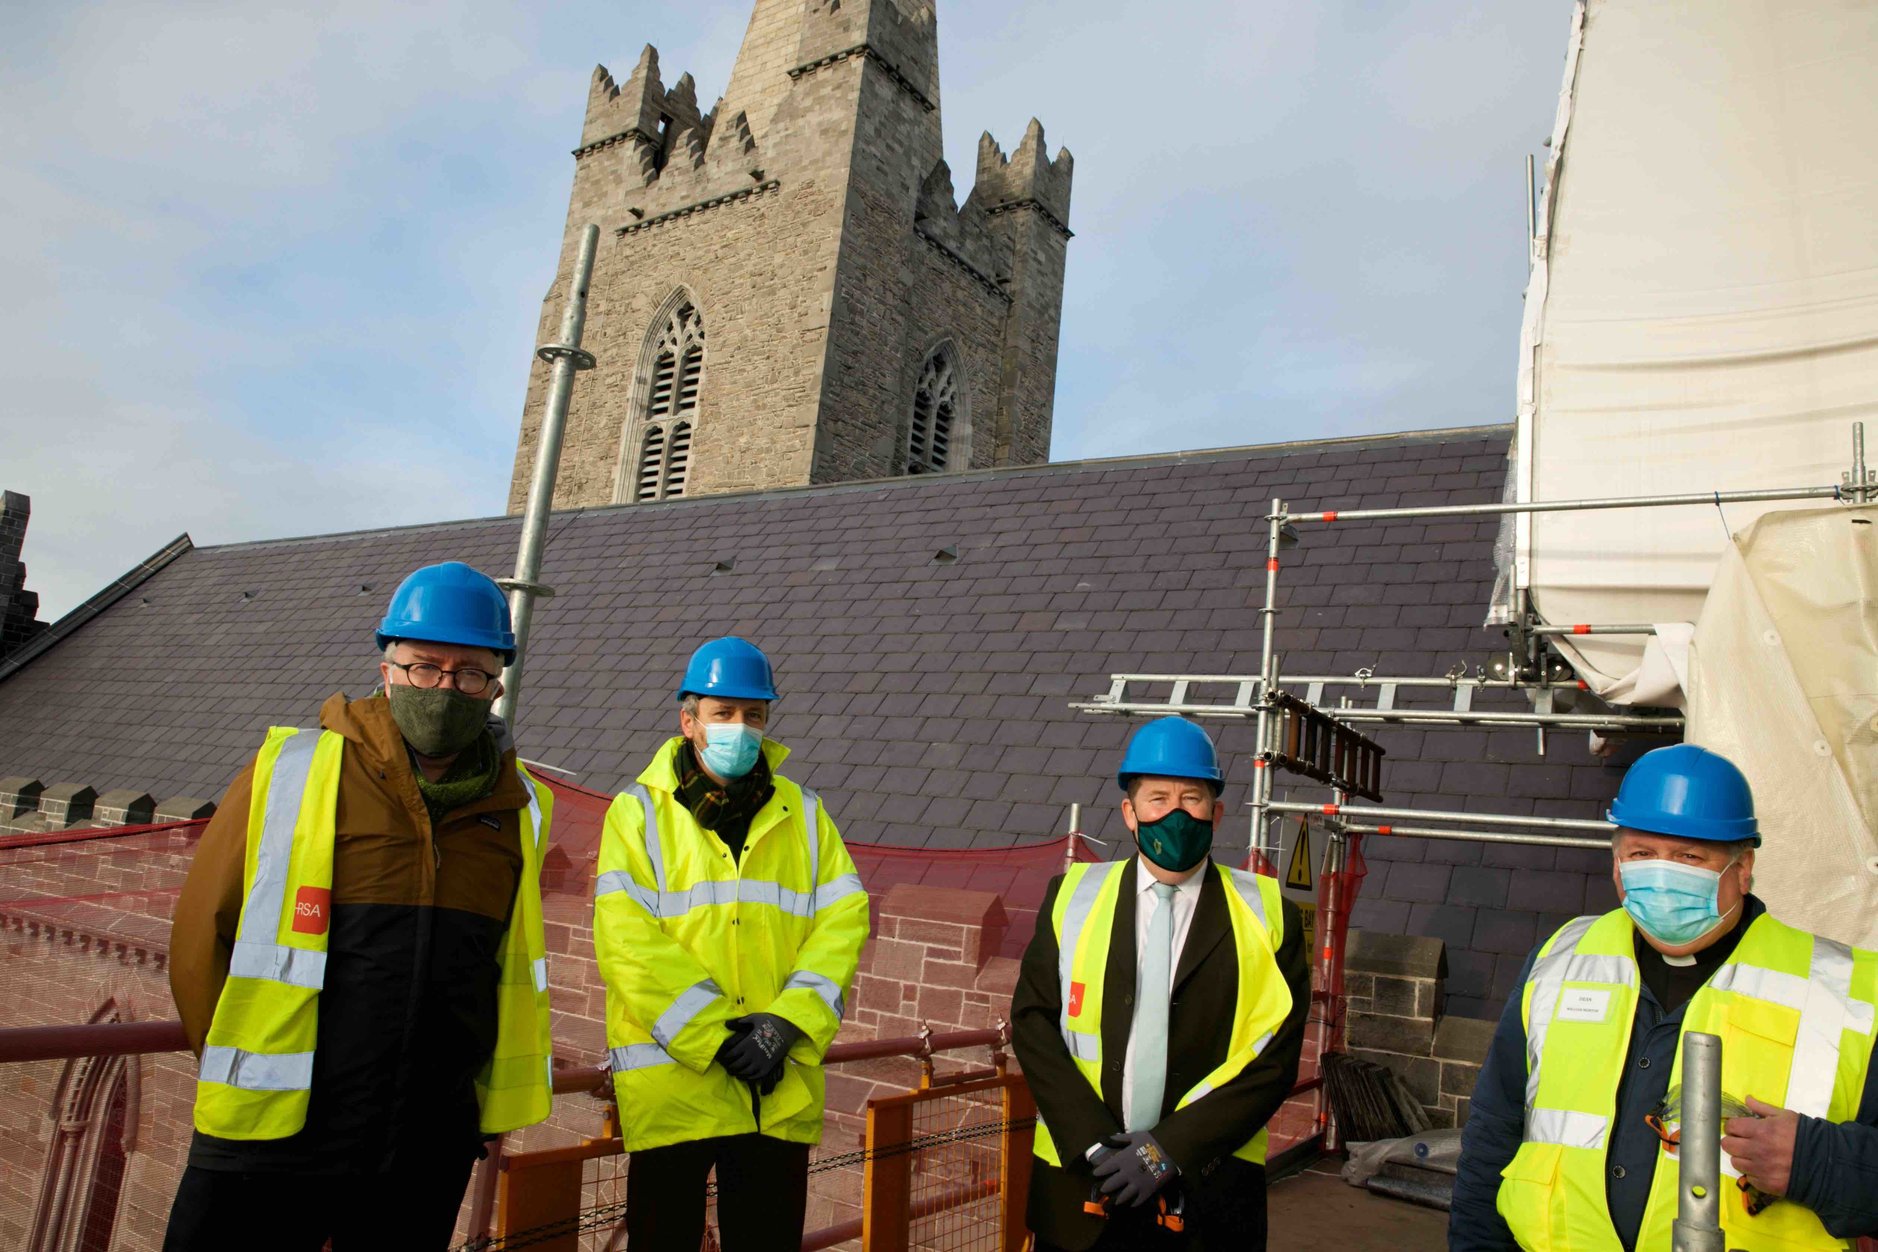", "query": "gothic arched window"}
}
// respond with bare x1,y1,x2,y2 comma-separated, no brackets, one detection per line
631,300,704,502
908,348,961,474
29,1001,134,1252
